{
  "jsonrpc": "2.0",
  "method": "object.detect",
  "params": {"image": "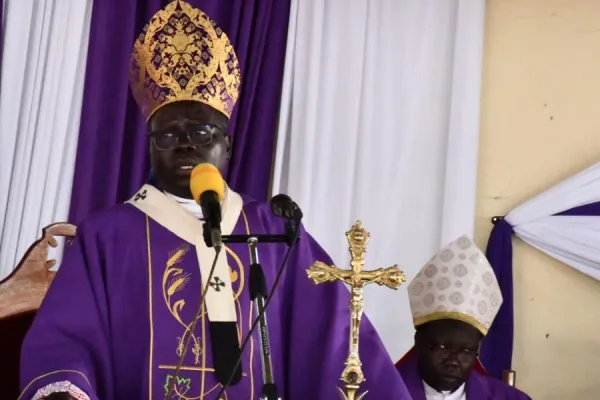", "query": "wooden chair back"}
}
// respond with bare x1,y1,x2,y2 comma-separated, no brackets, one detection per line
0,223,76,400
503,369,516,387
